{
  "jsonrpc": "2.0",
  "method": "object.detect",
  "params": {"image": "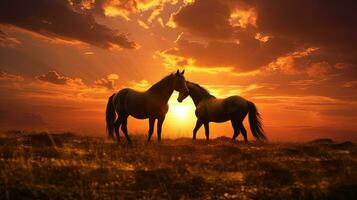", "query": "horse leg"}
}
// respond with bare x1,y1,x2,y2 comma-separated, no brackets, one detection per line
108,127,115,141
204,122,210,140
120,115,132,144
114,118,121,142
147,118,156,142
157,116,165,141
193,119,203,140
238,122,248,143
231,119,240,141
